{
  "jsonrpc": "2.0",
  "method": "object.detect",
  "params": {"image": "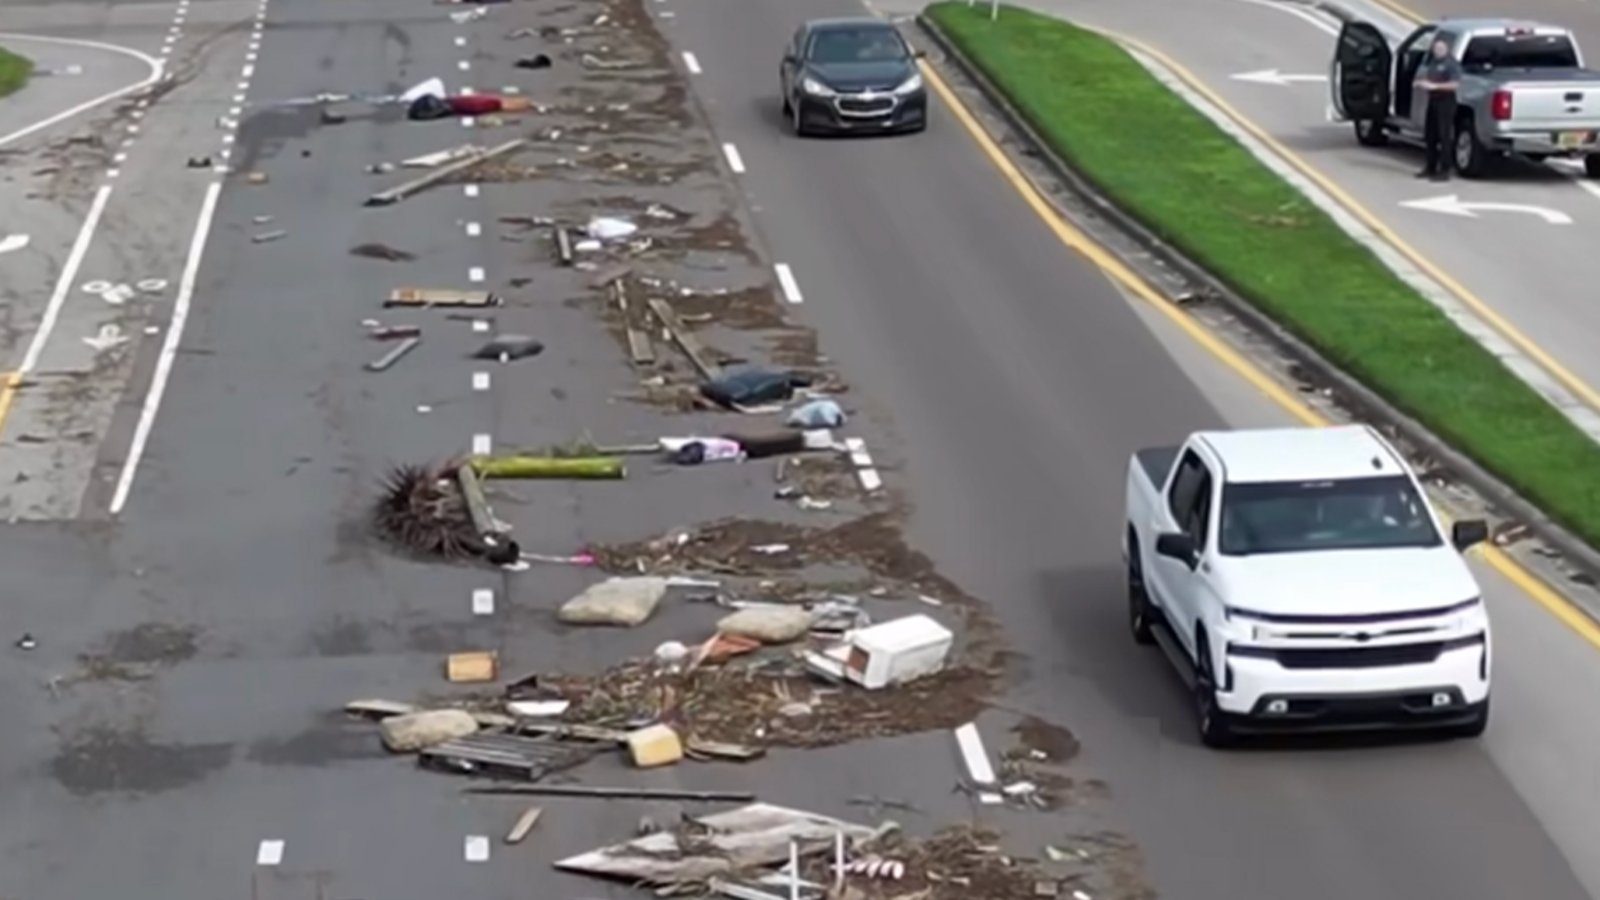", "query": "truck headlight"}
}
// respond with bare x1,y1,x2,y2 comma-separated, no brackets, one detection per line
802,77,835,97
